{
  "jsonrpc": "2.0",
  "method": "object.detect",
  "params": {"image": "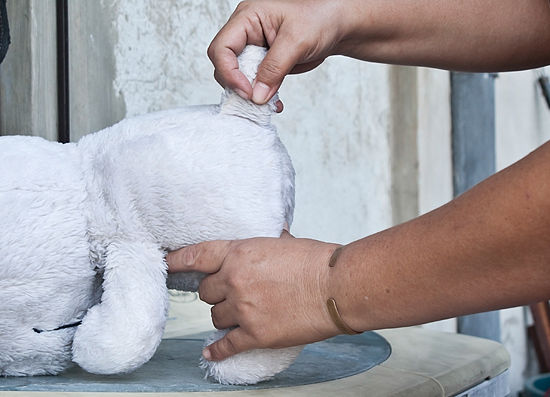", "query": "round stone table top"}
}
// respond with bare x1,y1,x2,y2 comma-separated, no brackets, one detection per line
0,332,391,393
